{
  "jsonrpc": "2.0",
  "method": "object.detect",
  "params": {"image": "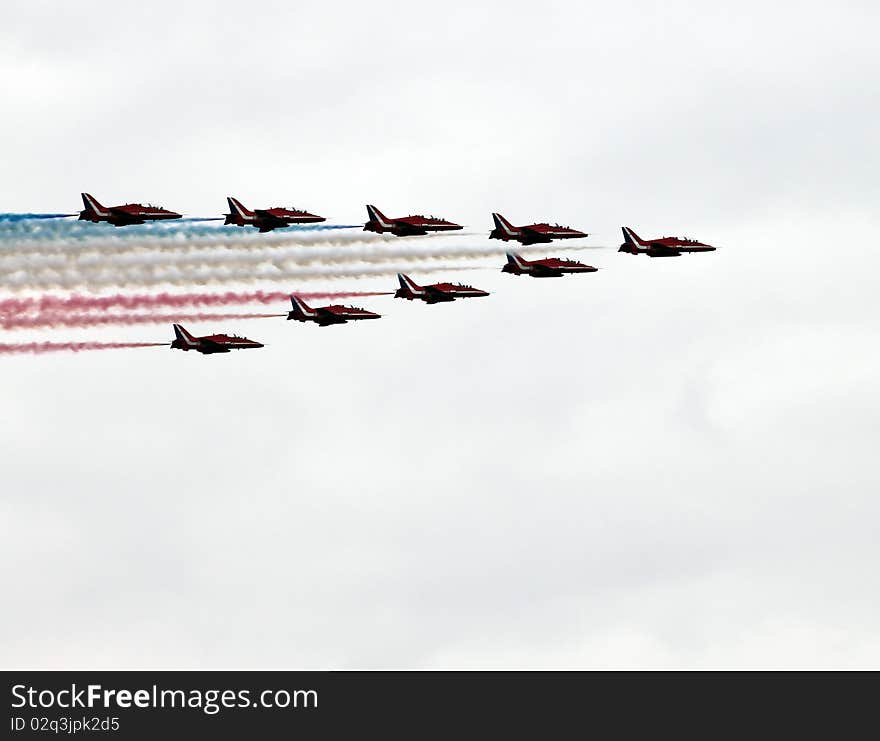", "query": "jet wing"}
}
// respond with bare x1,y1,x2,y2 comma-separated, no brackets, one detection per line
393,222,429,235
198,338,232,353
107,208,144,224
316,308,347,324
530,264,565,277
424,287,456,302
518,227,553,244
254,209,290,225
648,243,682,256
